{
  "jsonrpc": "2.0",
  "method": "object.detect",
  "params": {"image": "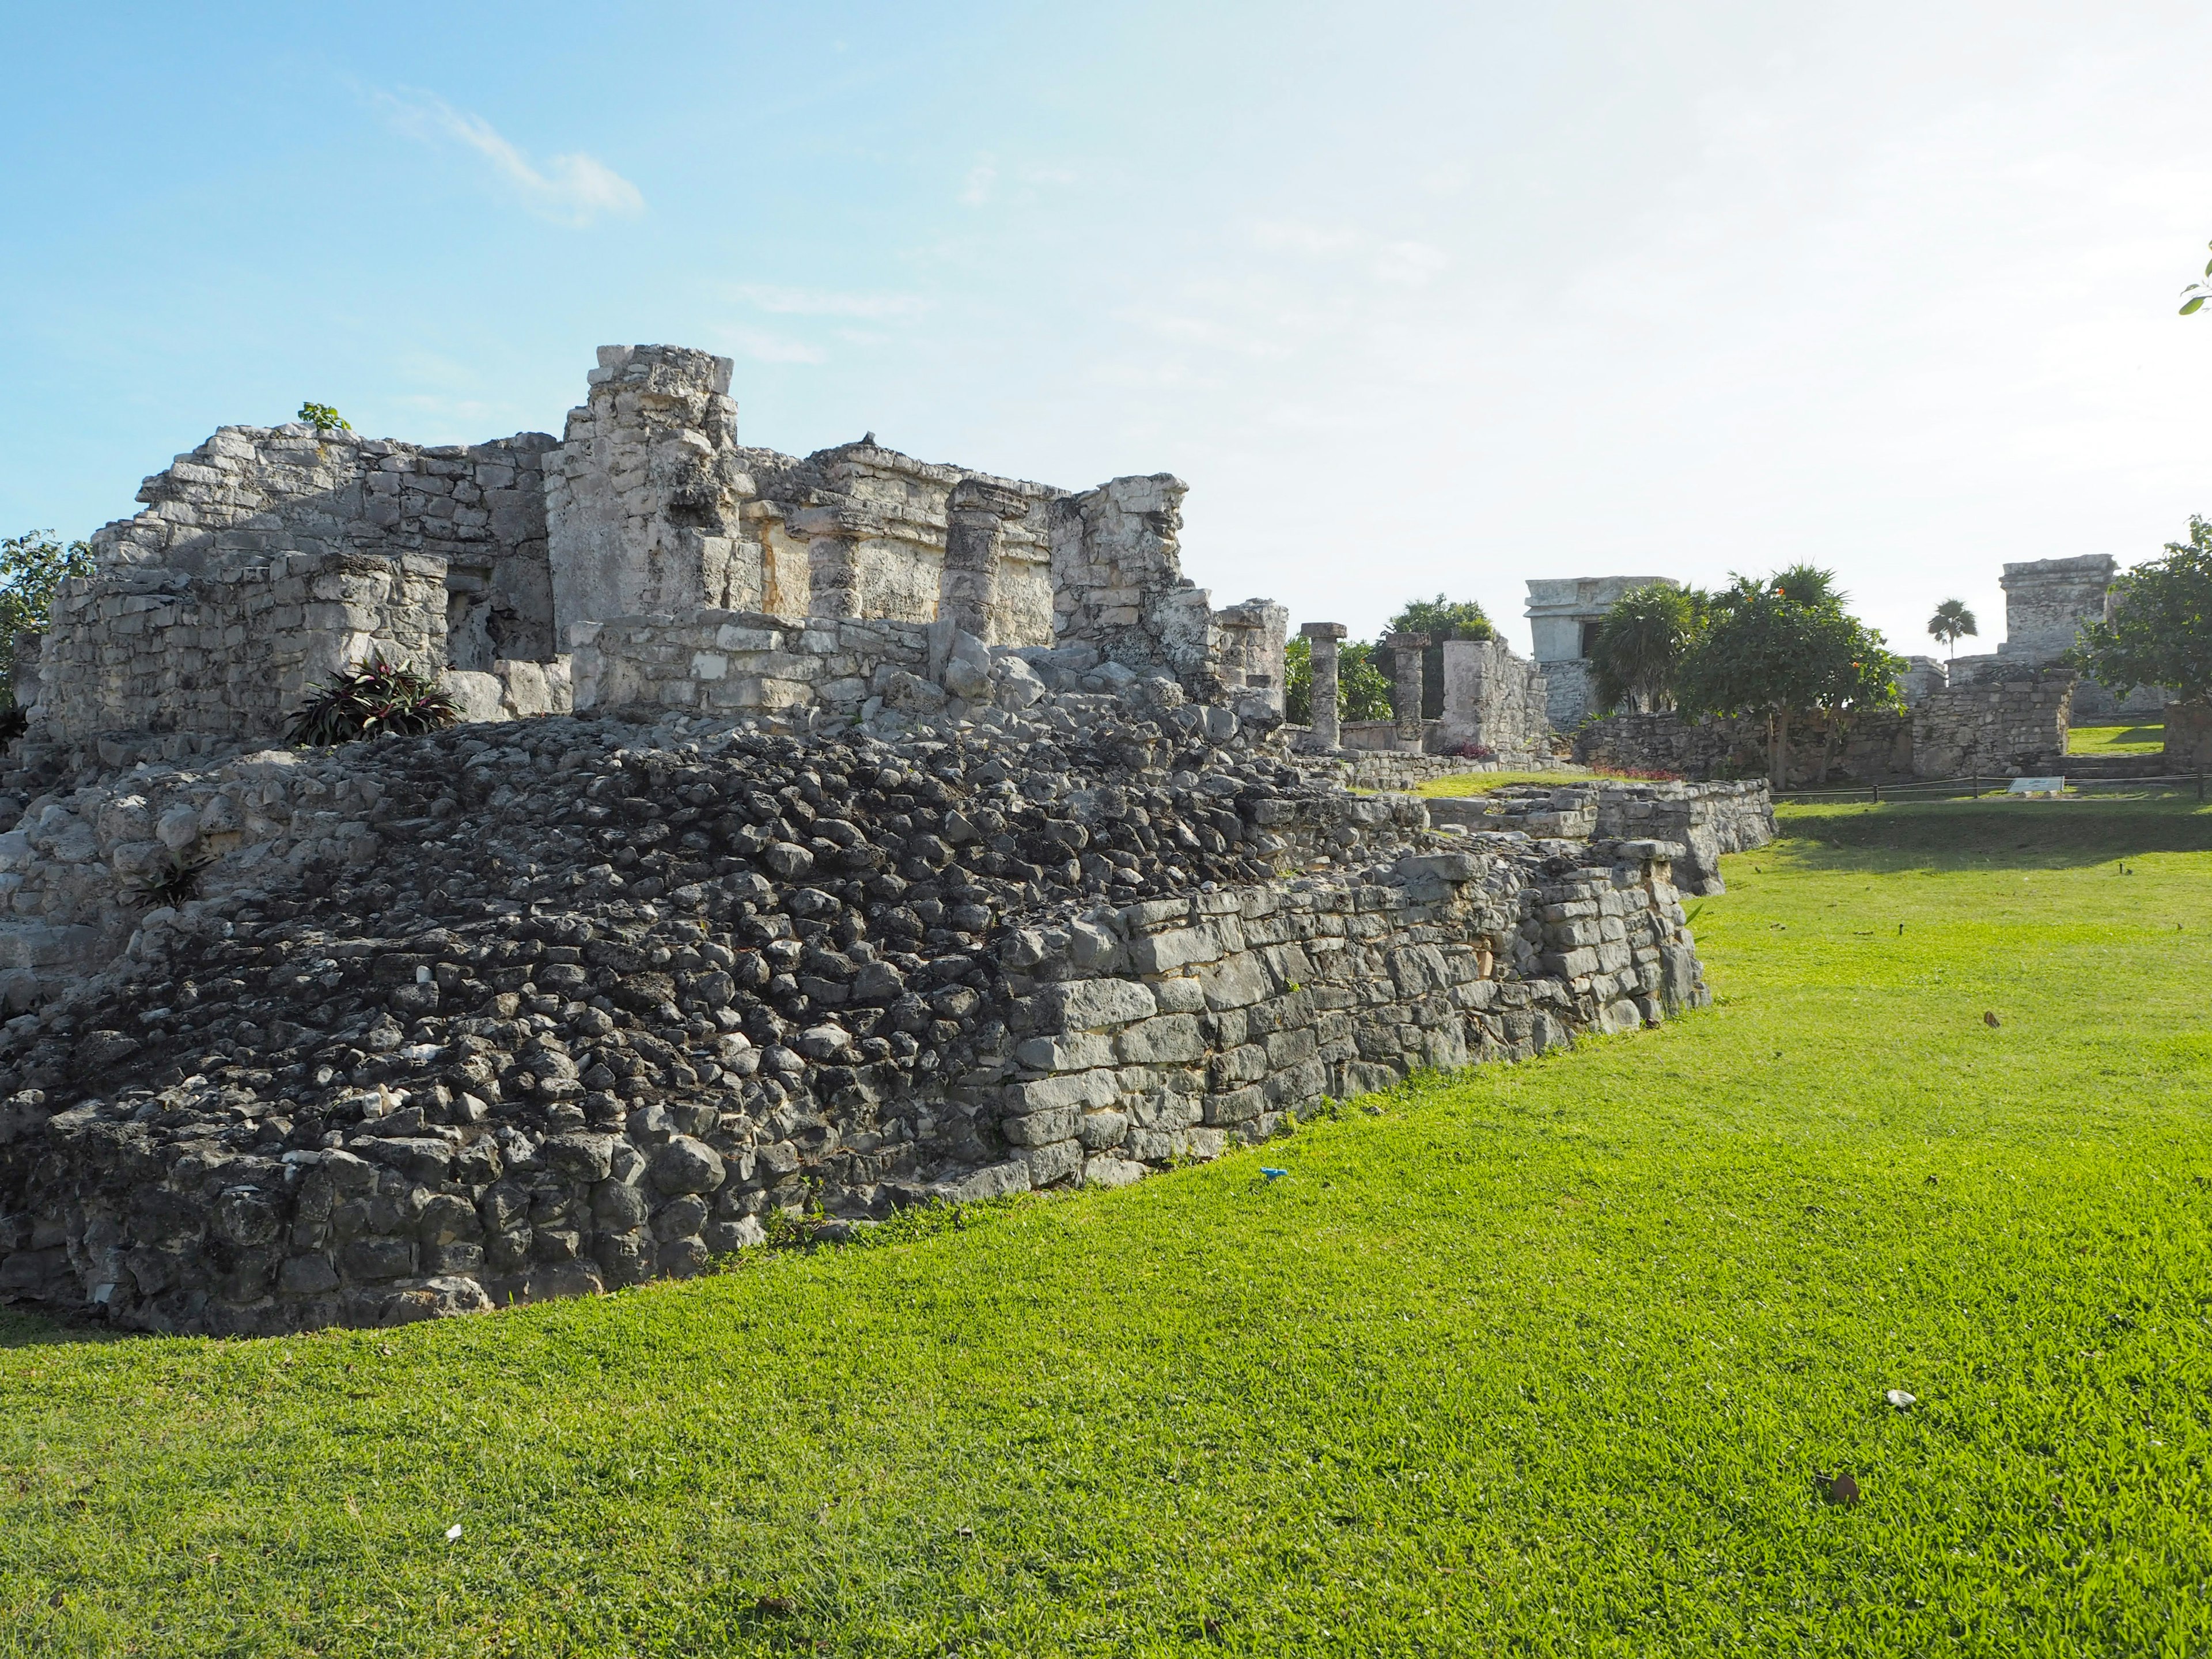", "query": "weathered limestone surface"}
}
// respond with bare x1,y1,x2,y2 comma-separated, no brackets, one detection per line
1574,709,1915,786
39,552,453,743
1437,638,1550,758
1426,780,1774,895
0,672,1711,1336
1911,669,2073,779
